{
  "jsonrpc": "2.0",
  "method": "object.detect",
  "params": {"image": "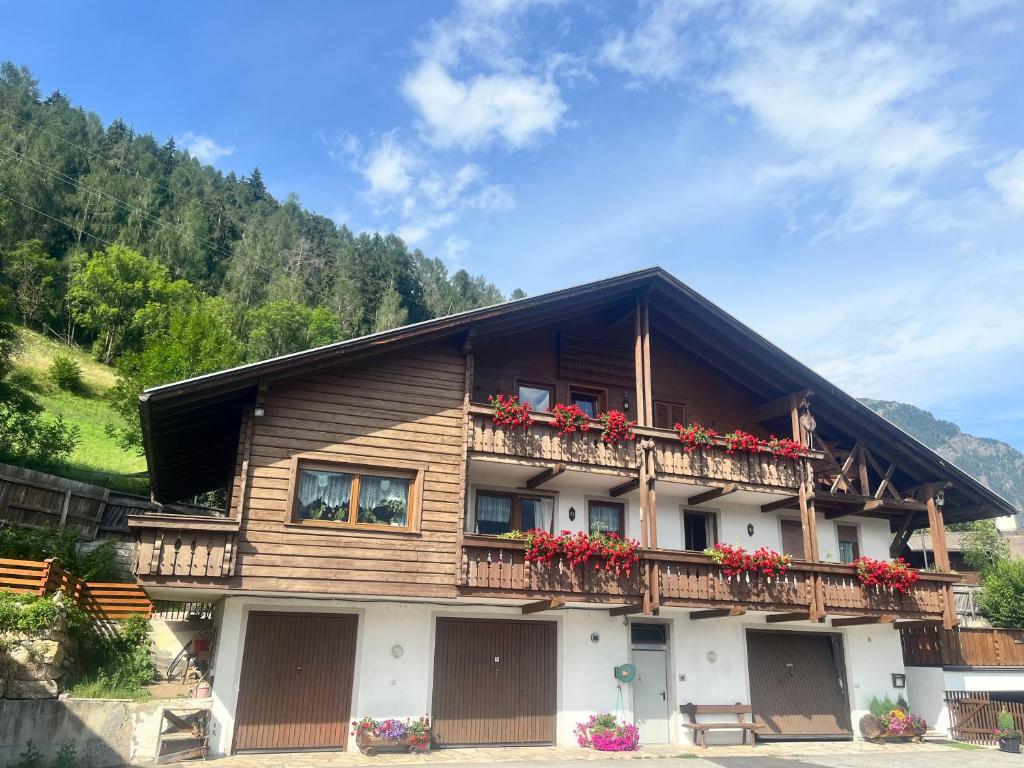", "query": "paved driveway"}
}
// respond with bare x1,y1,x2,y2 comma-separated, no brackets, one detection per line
175,741,1009,768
